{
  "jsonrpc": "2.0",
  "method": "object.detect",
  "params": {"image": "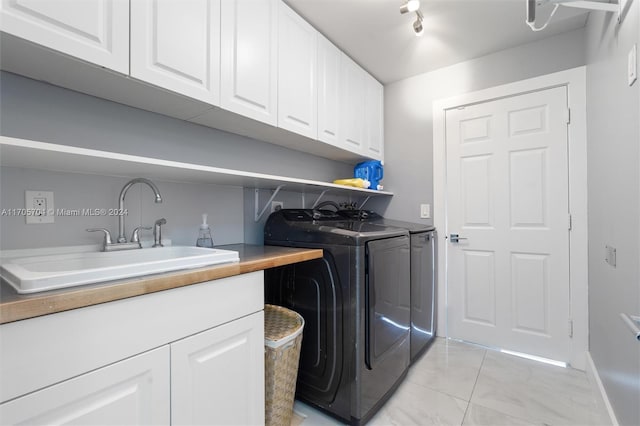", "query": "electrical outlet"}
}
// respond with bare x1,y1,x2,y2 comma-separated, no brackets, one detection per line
25,190,54,224
271,201,284,213
420,203,431,219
